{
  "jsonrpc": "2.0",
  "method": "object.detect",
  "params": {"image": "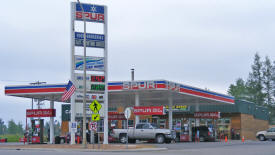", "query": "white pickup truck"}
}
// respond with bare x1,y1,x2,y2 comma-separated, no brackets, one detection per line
111,123,176,144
